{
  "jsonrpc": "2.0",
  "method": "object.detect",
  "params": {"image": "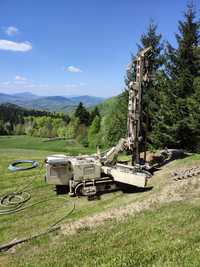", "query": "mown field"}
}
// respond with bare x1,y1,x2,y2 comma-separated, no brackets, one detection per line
0,135,95,154
1,136,200,266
